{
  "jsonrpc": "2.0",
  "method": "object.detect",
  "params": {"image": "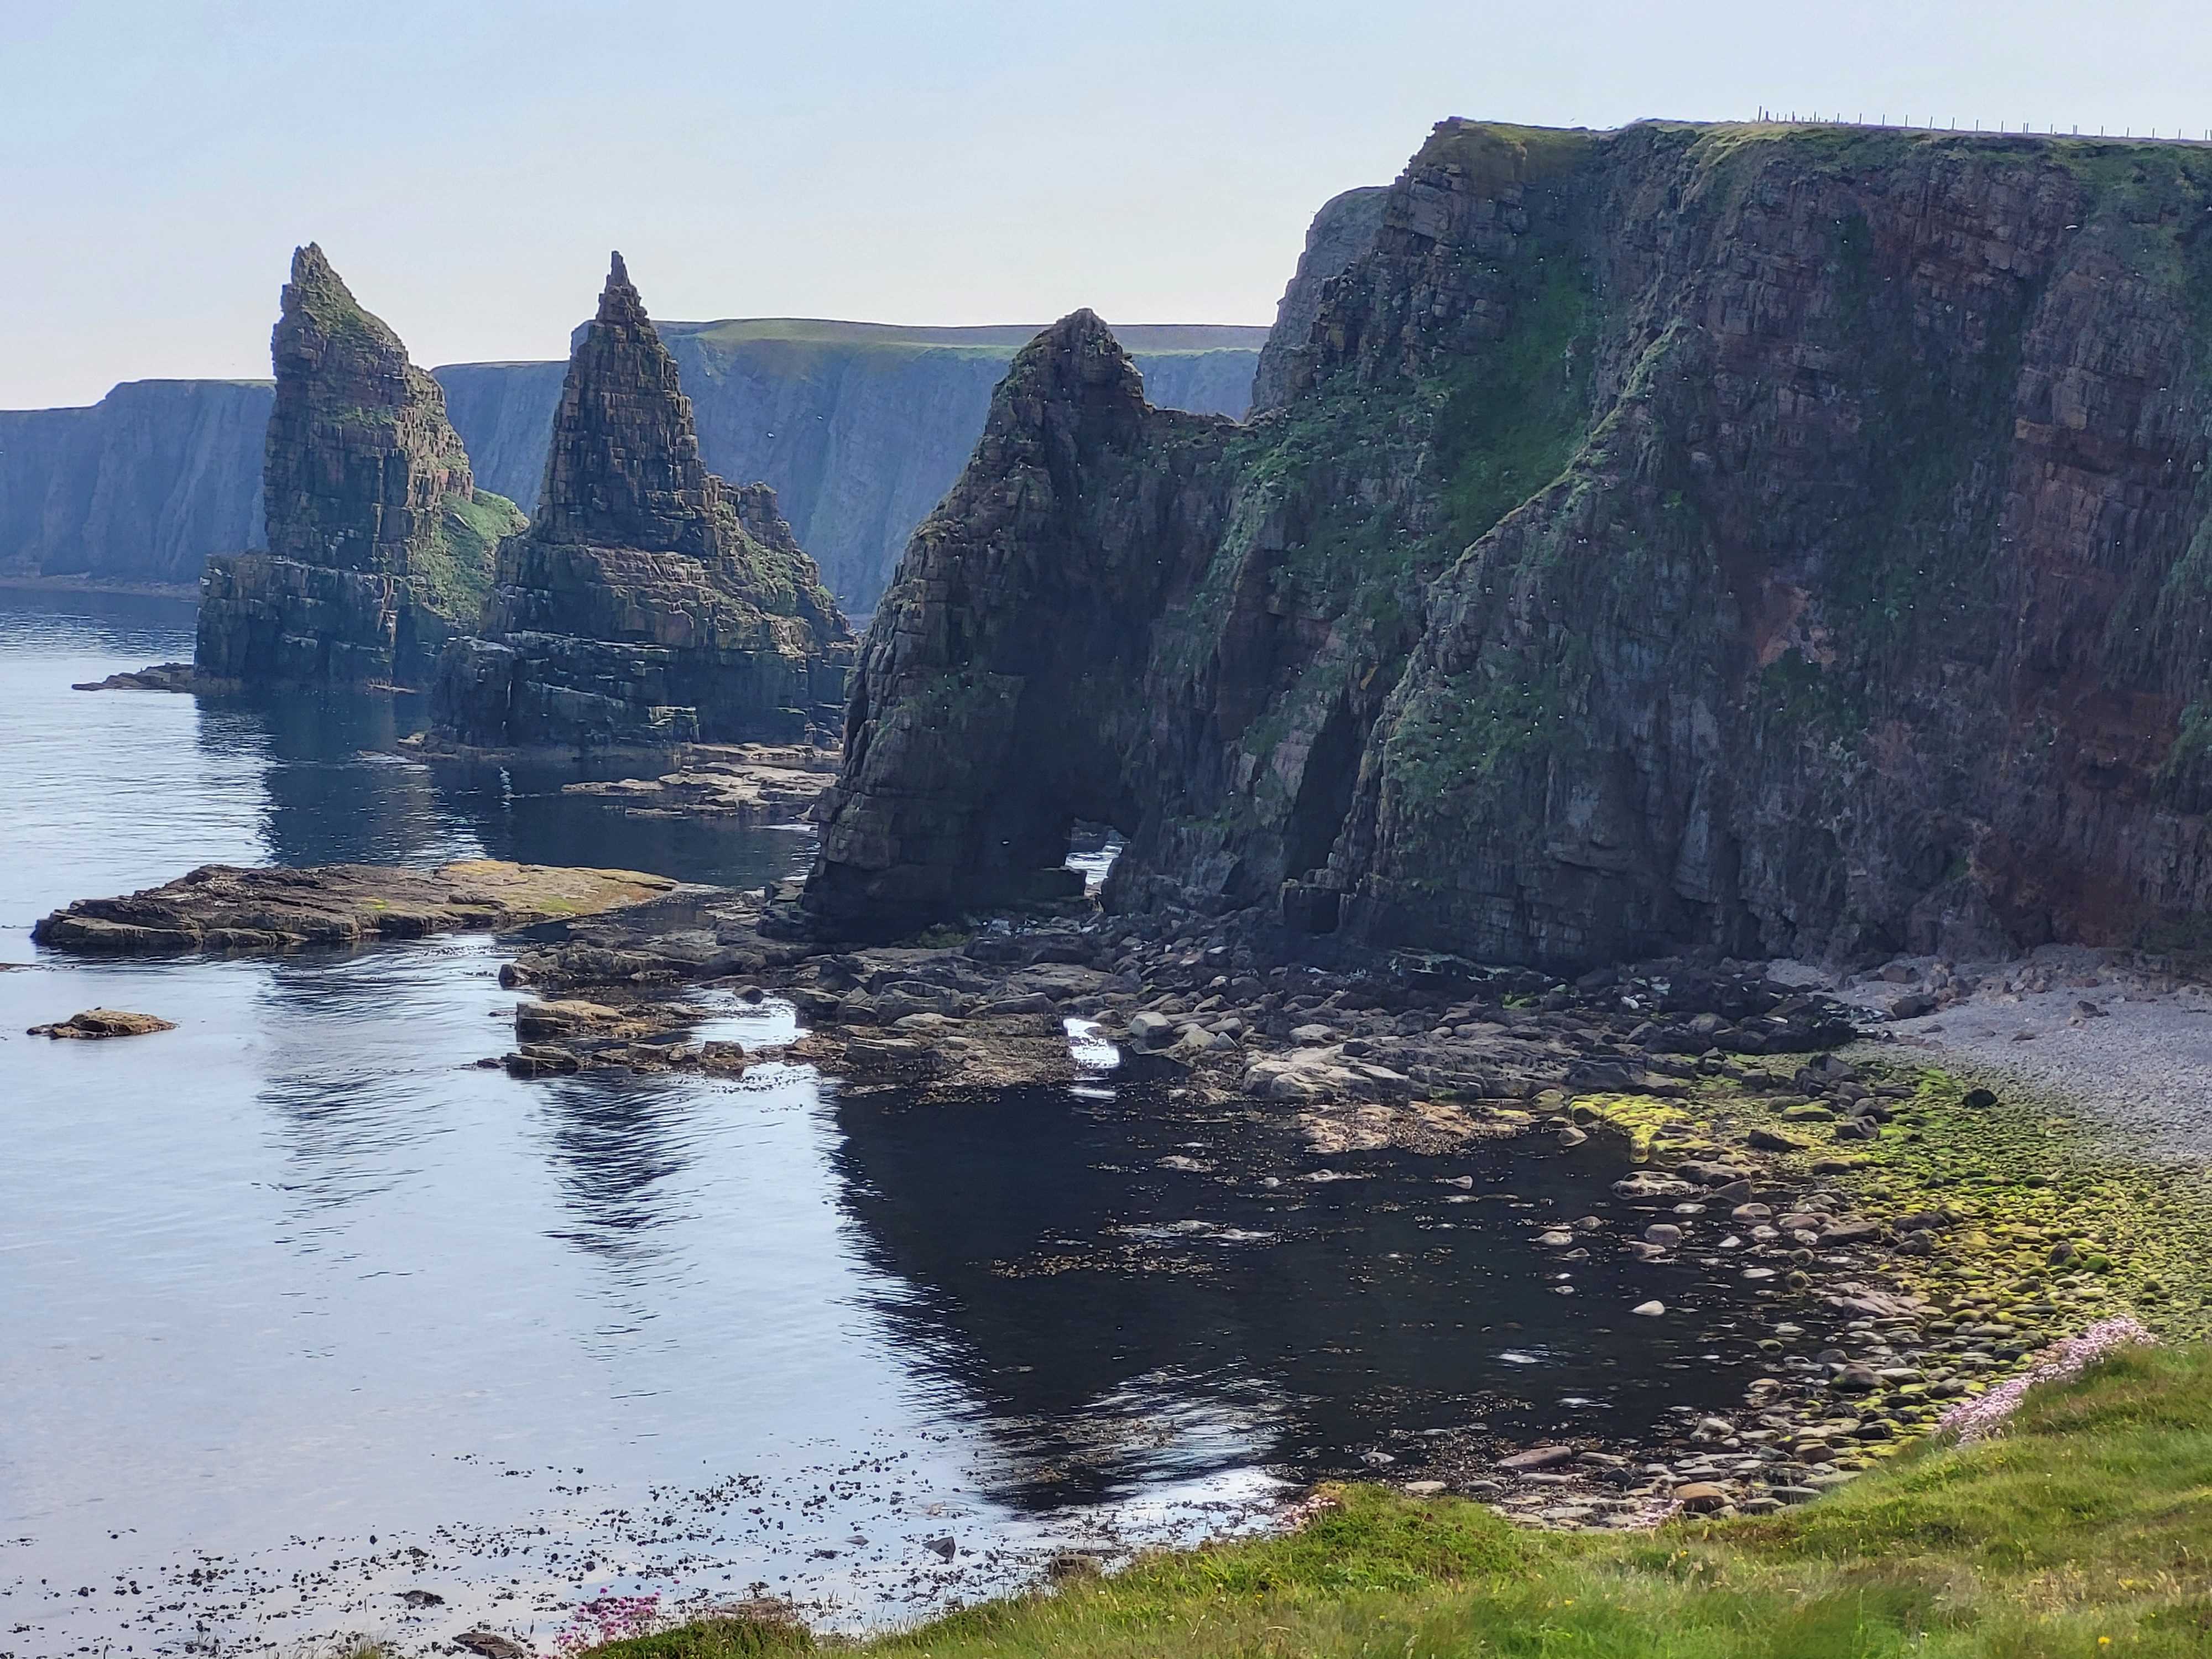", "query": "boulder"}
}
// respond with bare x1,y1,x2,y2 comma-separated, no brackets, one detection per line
1498,1445,1575,1472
